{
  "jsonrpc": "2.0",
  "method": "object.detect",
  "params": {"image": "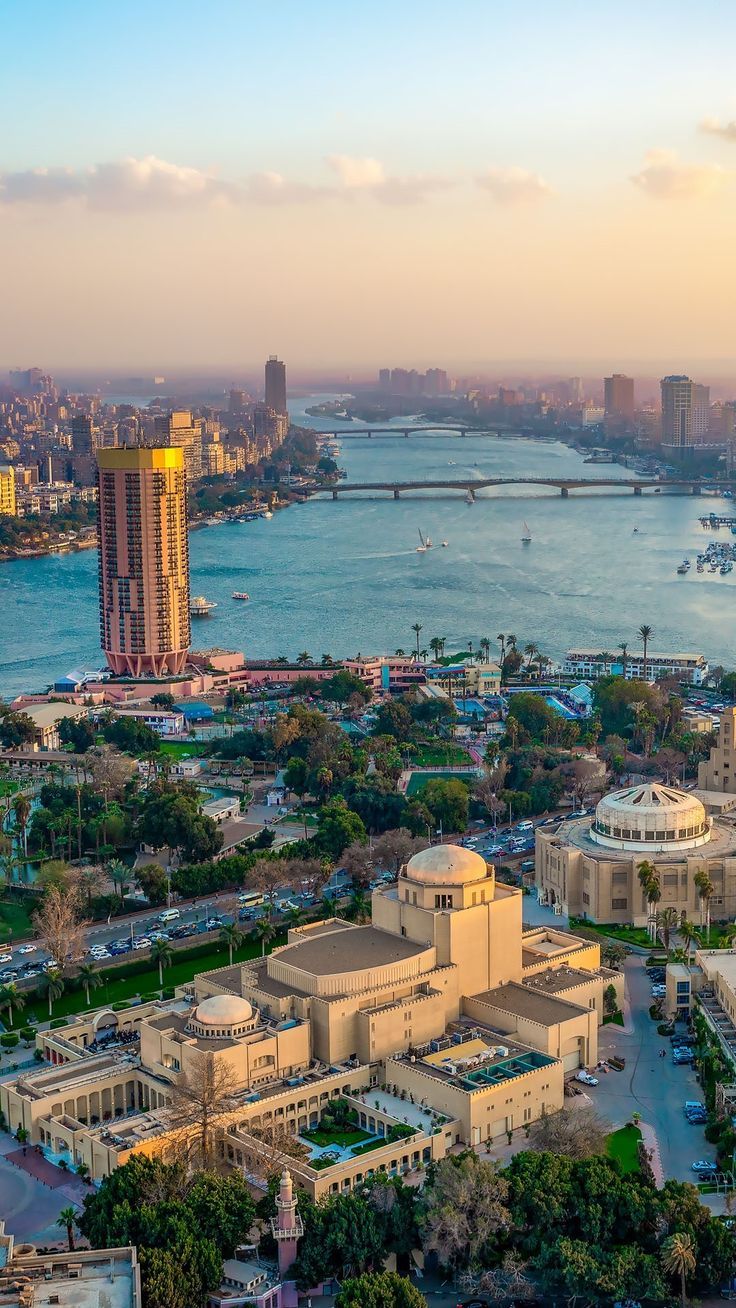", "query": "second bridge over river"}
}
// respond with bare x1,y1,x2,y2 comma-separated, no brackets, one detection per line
309,477,717,500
